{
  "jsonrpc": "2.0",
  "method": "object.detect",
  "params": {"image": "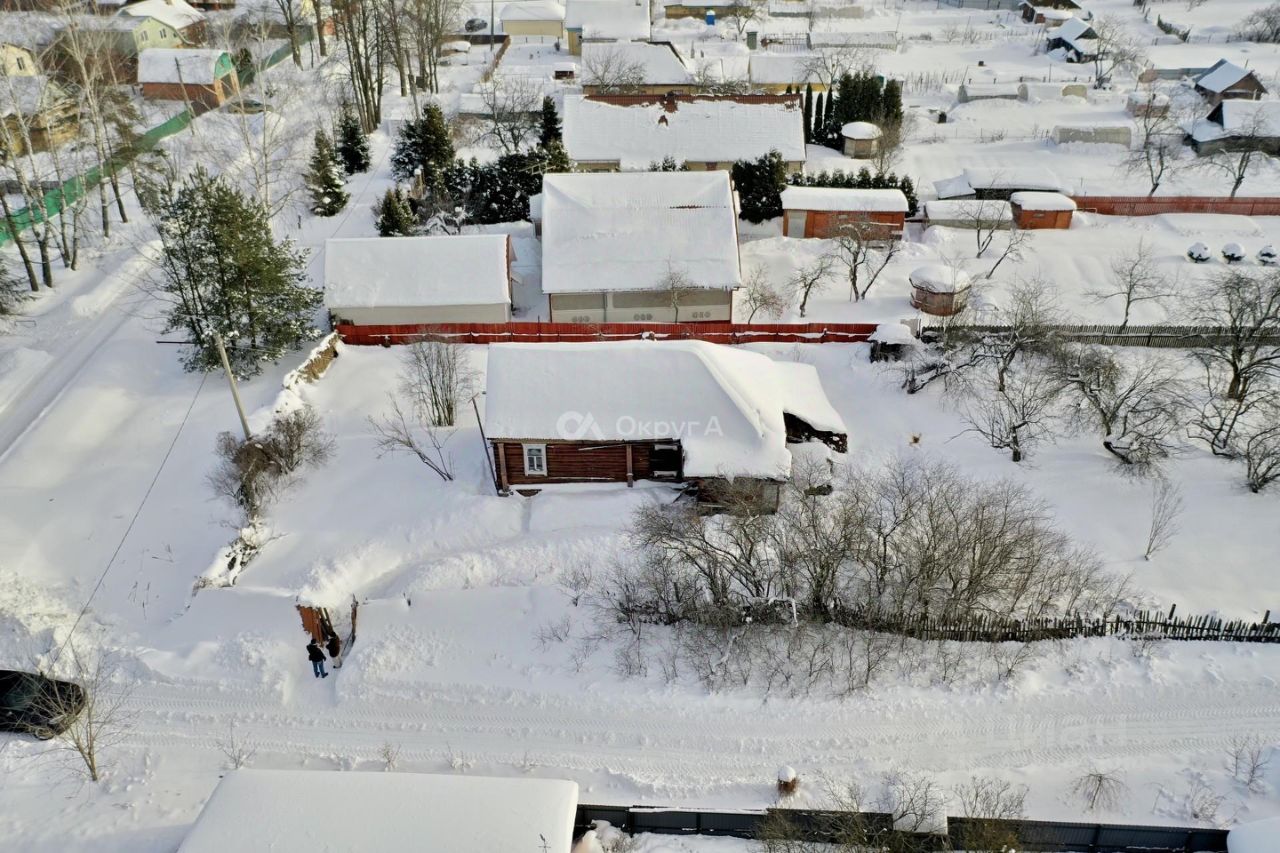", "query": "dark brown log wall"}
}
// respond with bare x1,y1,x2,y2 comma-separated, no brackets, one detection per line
495,440,663,486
